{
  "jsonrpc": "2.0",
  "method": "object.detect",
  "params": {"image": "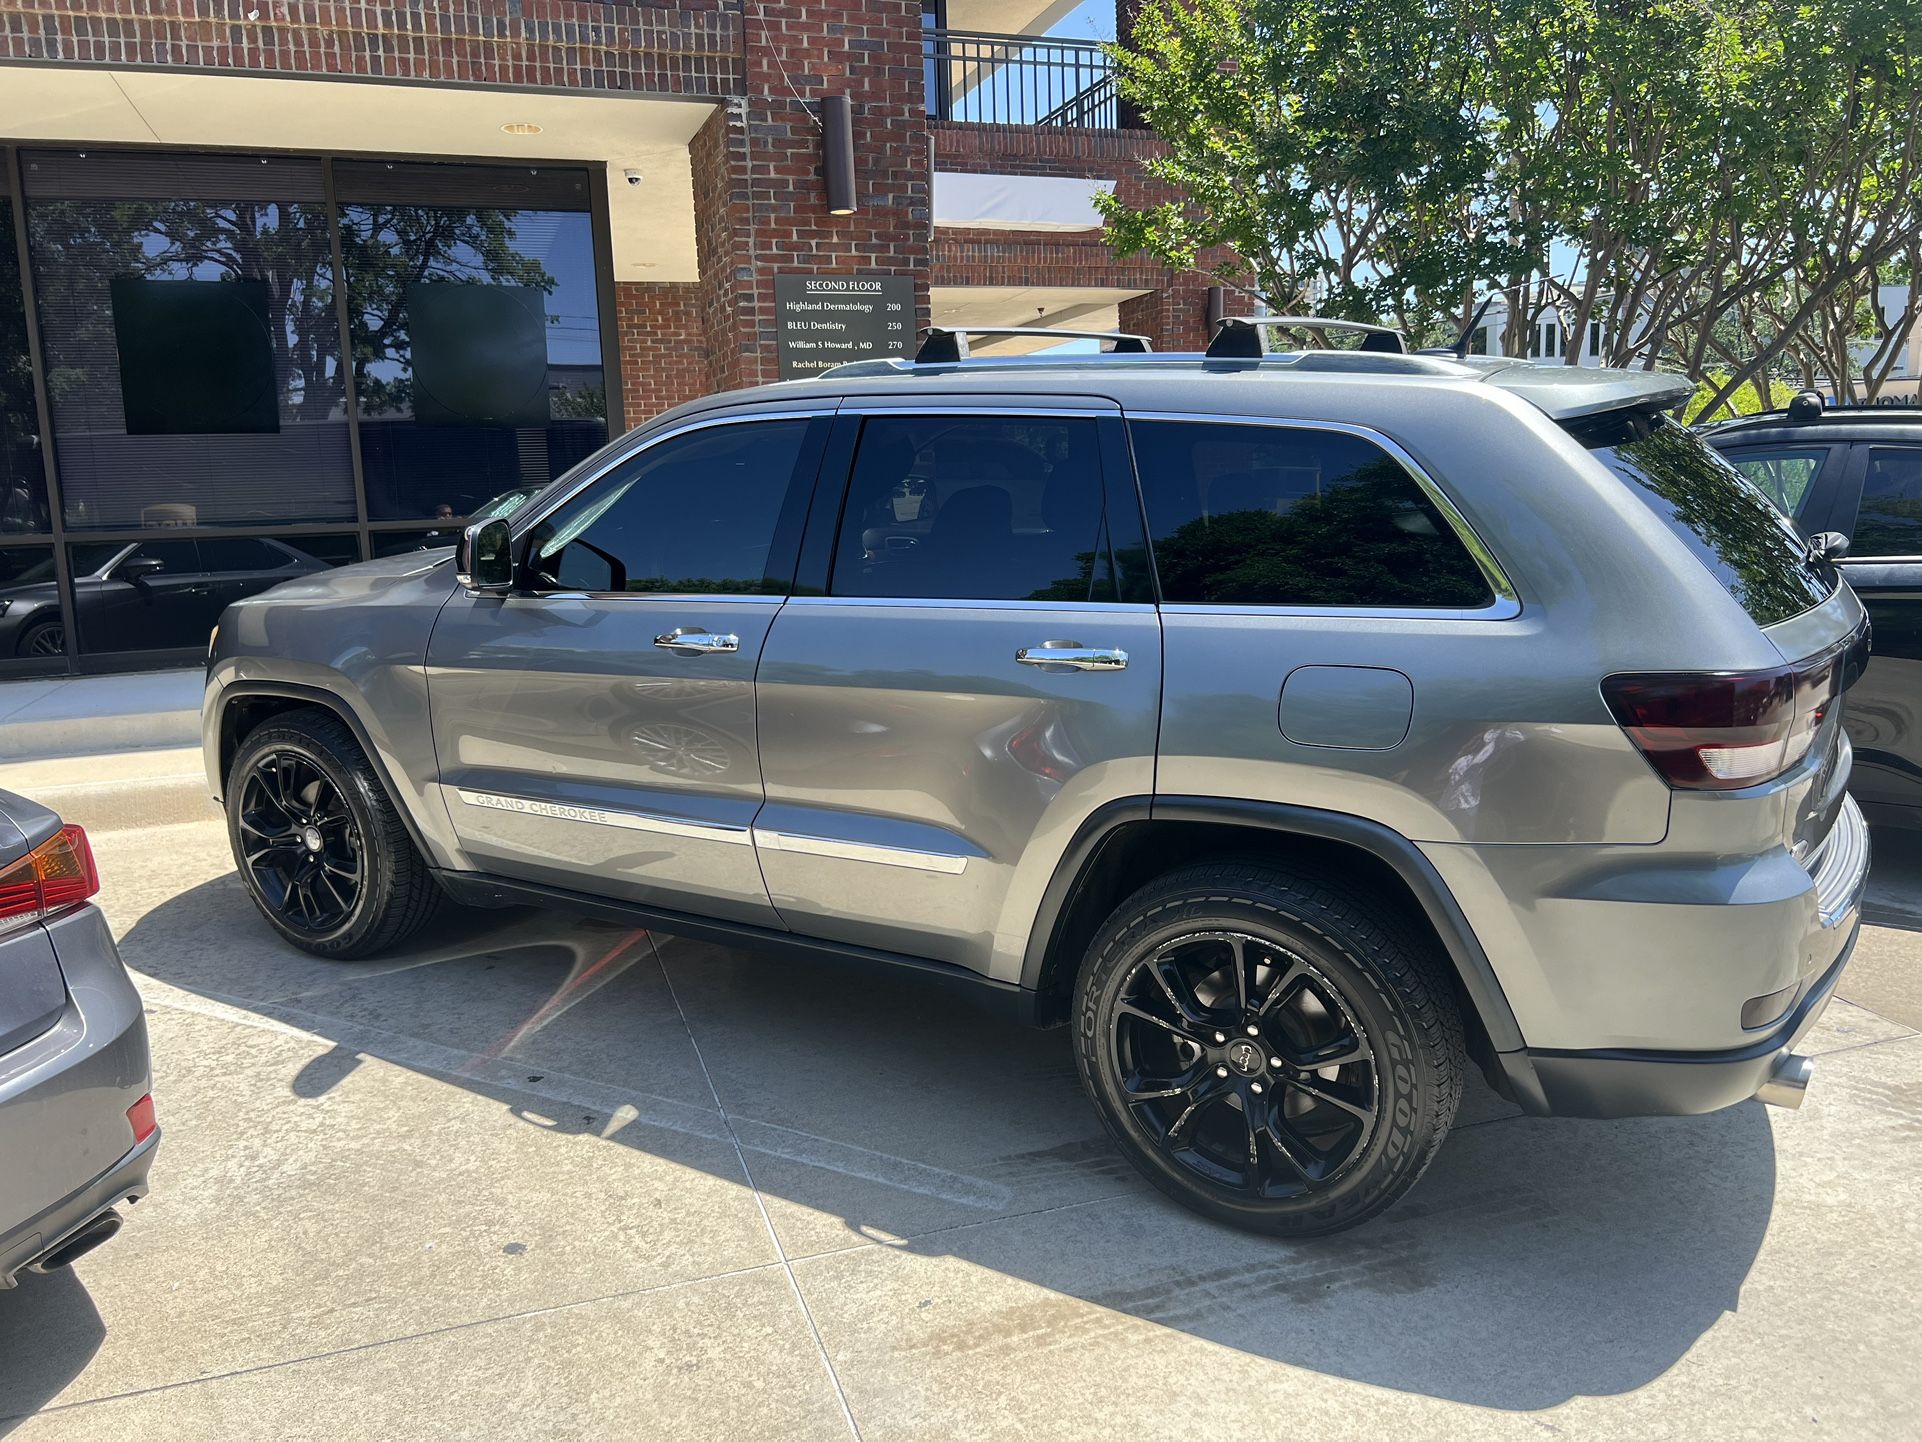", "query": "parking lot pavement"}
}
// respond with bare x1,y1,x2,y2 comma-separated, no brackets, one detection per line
2,819,1918,1440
